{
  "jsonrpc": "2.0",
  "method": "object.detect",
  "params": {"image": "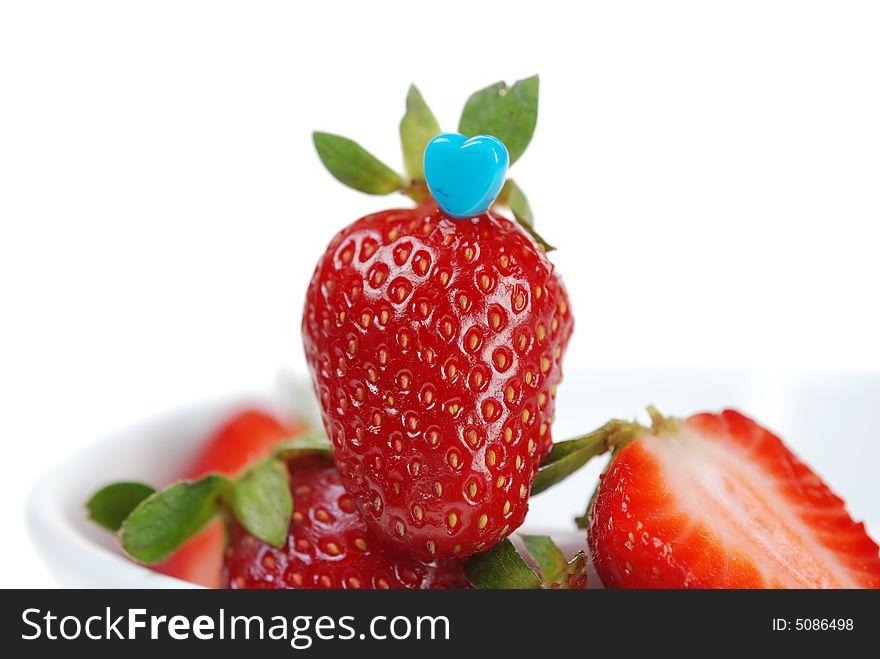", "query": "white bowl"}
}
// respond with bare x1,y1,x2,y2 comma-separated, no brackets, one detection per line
27,367,880,588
